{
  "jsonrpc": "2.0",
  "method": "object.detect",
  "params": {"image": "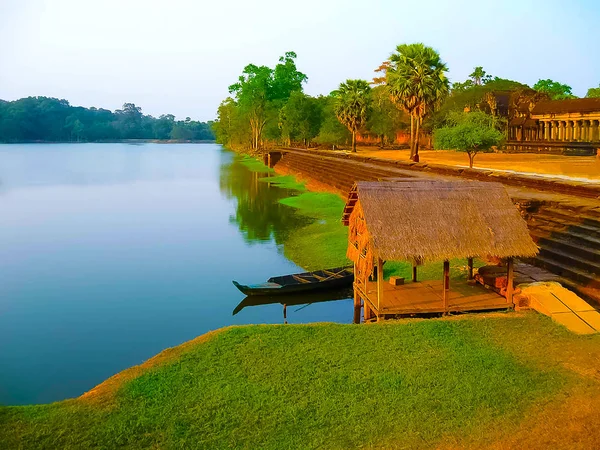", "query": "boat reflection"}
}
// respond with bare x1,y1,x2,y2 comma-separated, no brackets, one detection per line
232,287,353,317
